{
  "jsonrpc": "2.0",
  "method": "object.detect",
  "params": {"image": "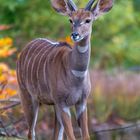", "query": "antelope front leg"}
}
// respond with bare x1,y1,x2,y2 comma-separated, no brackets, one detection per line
76,102,90,140
53,107,64,140
55,105,76,140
